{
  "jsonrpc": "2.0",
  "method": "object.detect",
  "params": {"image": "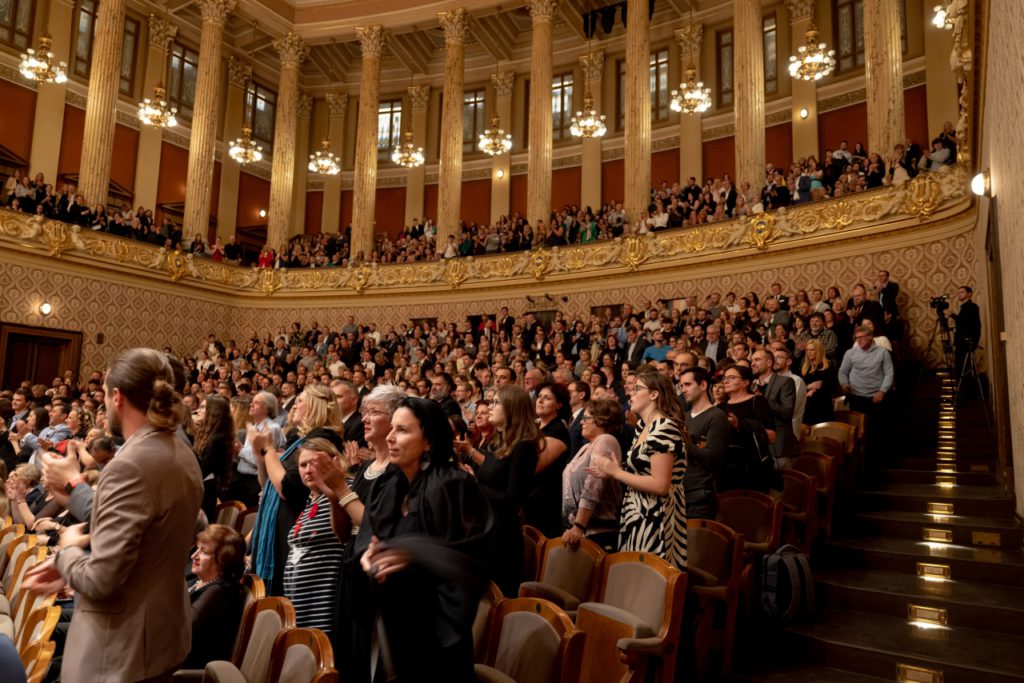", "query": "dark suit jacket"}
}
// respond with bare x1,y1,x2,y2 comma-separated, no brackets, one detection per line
877,282,900,316
625,339,650,368
56,424,203,682
757,374,798,461
700,339,728,363
567,410,587,459
343,411,367,447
